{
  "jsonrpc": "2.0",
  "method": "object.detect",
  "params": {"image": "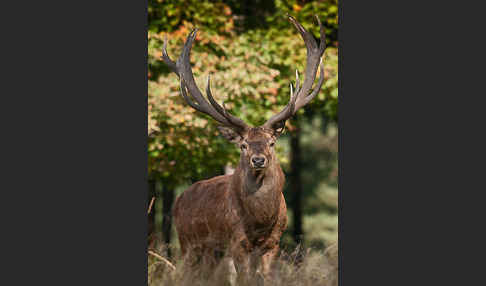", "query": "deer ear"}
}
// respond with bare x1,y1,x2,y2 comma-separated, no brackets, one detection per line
217,126,243,143
271,121,286,138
